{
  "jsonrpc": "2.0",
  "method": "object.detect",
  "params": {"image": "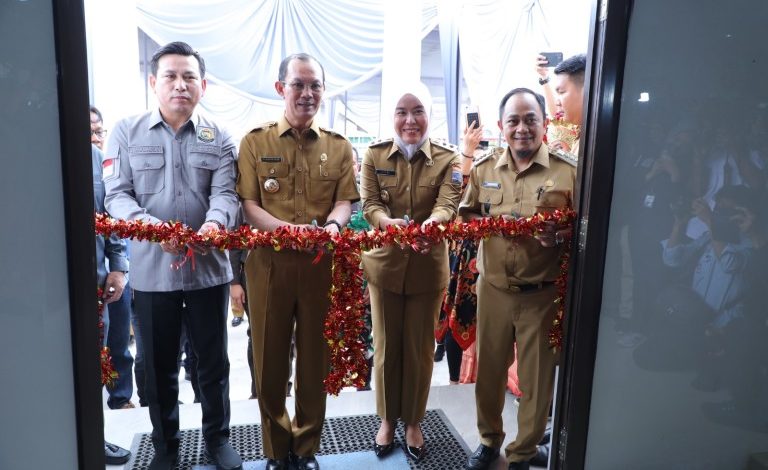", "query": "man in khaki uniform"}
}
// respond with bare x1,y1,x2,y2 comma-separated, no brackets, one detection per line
360,85,463,461
461,88,576,470
236,53,359,470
